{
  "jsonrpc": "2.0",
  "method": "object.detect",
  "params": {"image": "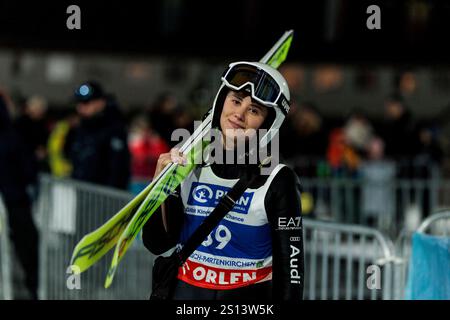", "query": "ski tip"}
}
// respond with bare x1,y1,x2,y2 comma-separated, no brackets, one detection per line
285,30,294,41
260,29,295,67
104,278,112,289
279,29,294,41
68,259,87,274
104,264,117,288
69,253,80,271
